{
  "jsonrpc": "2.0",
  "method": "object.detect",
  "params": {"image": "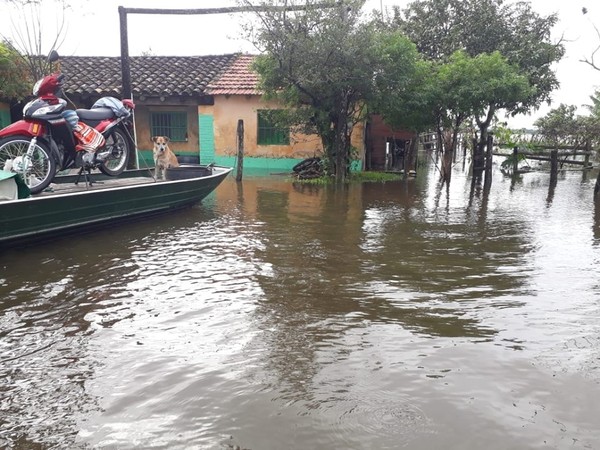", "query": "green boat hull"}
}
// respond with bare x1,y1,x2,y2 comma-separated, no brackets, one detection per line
0,166,232,248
